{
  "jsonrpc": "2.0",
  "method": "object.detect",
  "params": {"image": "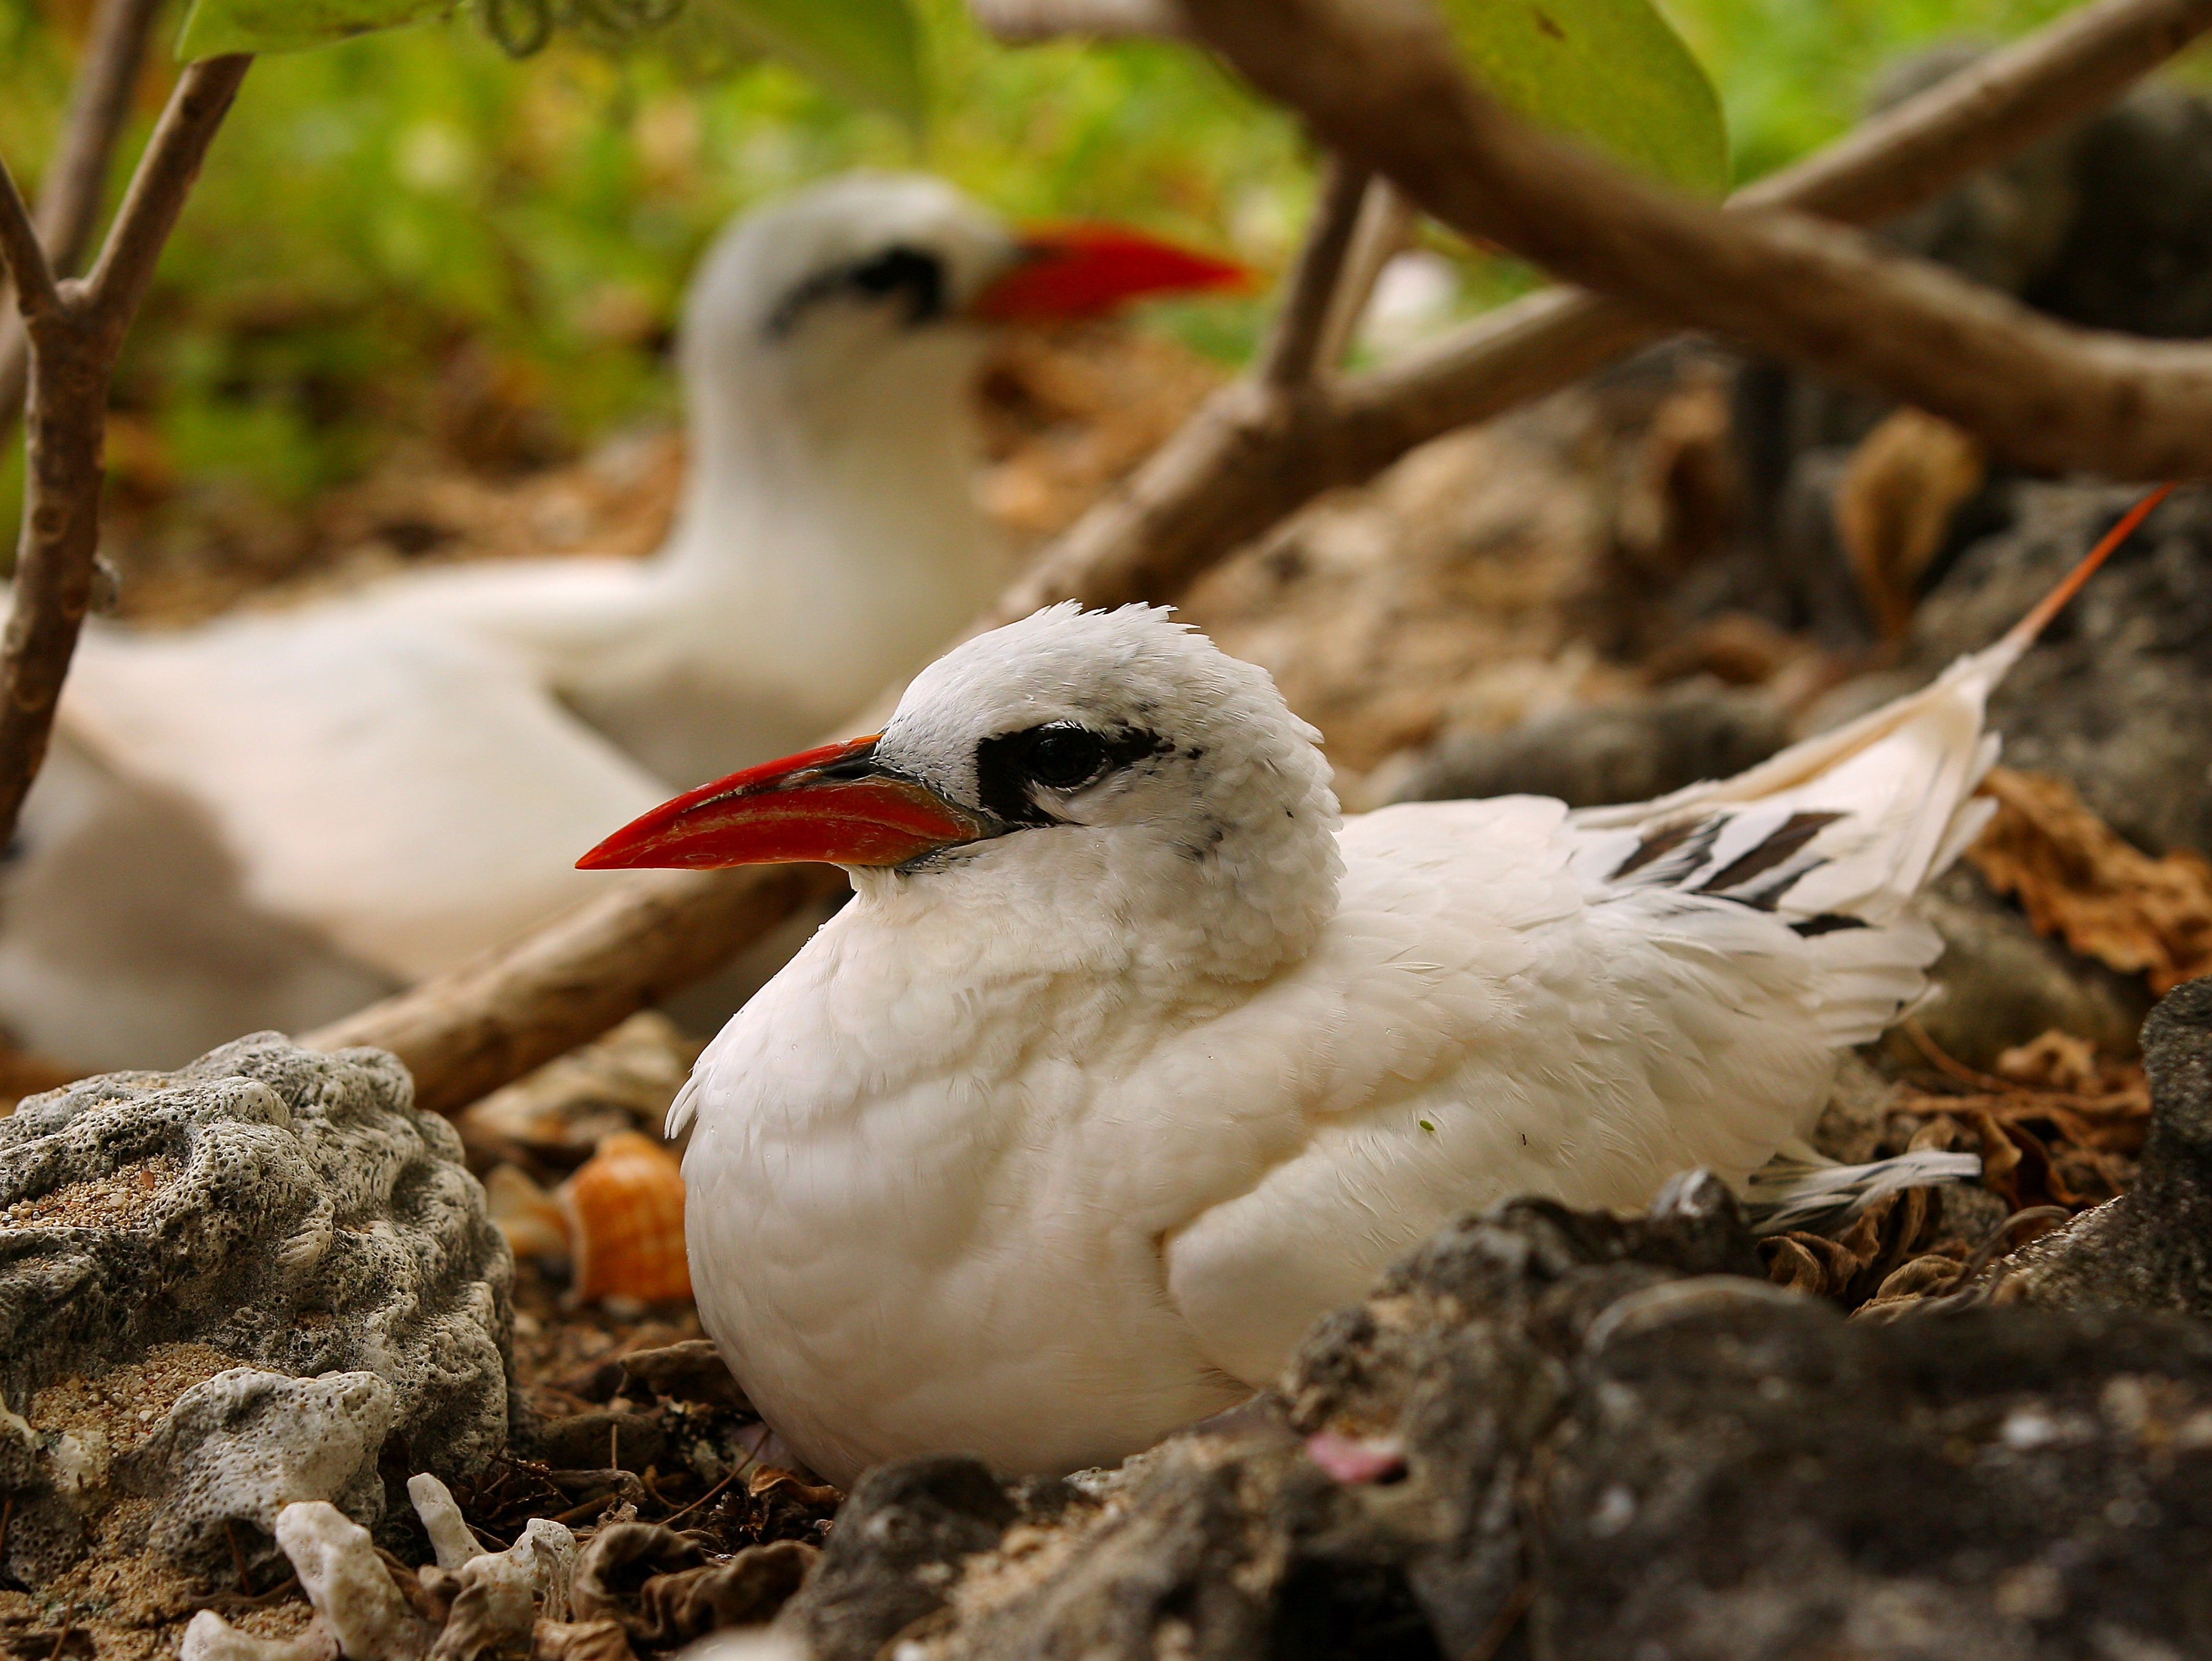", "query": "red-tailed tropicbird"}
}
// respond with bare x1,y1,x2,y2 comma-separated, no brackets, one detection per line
0,174,1240,1067
576,493,2167,1484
